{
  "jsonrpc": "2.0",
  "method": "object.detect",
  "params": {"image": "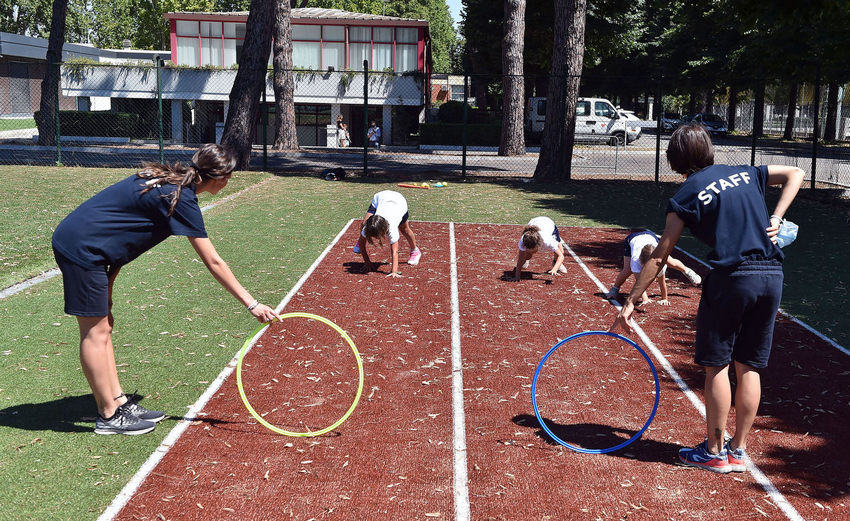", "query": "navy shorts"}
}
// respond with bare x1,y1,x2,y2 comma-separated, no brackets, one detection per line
694,260,783,369
367,205,408,224
623,230,655,257
54,249,113,317
552,225,562,243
